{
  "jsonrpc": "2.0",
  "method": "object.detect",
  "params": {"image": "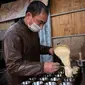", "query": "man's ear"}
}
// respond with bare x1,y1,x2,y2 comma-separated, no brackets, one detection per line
25,12,32,25
26,12,32,18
